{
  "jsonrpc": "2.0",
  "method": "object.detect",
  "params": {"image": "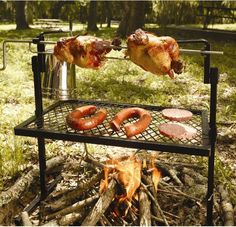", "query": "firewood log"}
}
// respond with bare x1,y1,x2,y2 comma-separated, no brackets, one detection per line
81,179,117,226
0,156,64,224
139,187,151,226
45,194,99,221
21,211,32,226
48,172,103,212
217,184,234,226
